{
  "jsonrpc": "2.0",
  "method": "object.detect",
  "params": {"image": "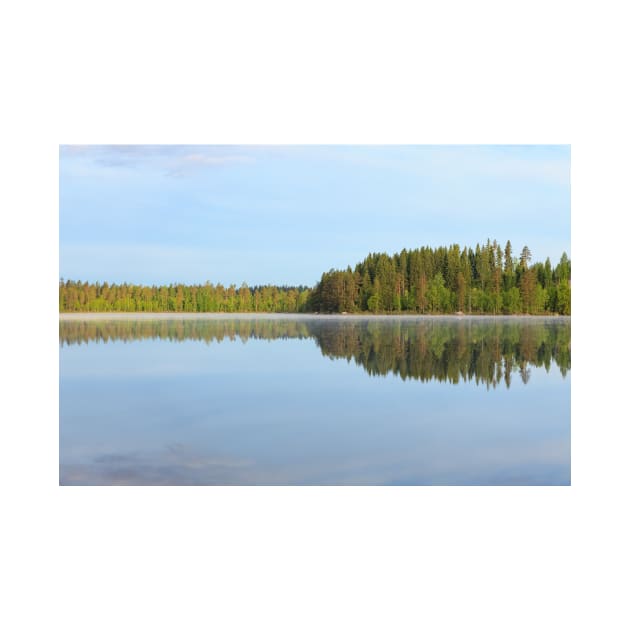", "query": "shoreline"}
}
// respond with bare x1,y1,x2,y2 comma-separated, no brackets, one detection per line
60,312,570,321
